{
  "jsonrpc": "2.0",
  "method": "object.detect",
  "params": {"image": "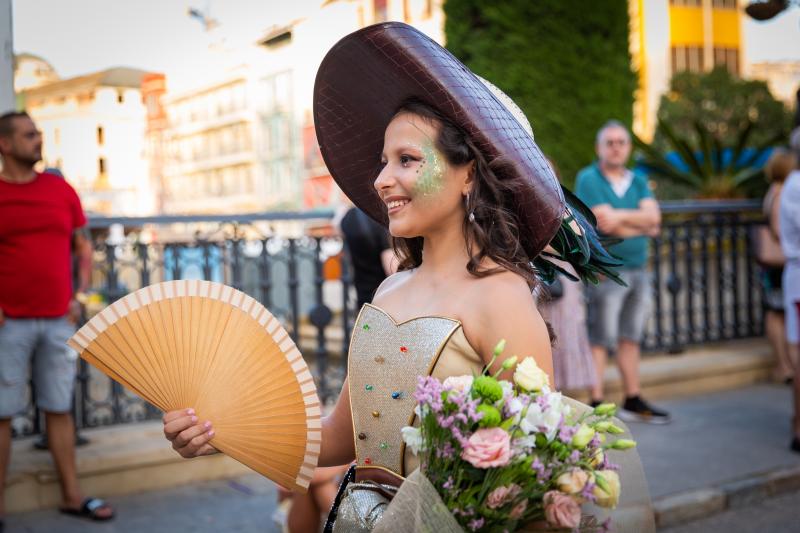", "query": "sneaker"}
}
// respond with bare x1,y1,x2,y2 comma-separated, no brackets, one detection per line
618,396,671,425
